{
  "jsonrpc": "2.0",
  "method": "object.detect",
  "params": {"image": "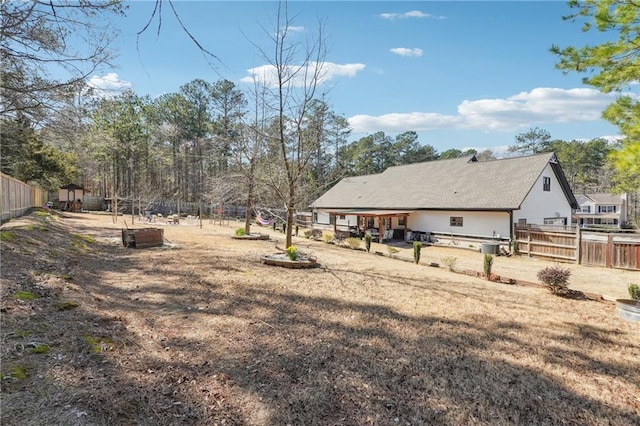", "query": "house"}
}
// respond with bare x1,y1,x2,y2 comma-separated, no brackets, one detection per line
573,193,628,228
310,153,578,243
